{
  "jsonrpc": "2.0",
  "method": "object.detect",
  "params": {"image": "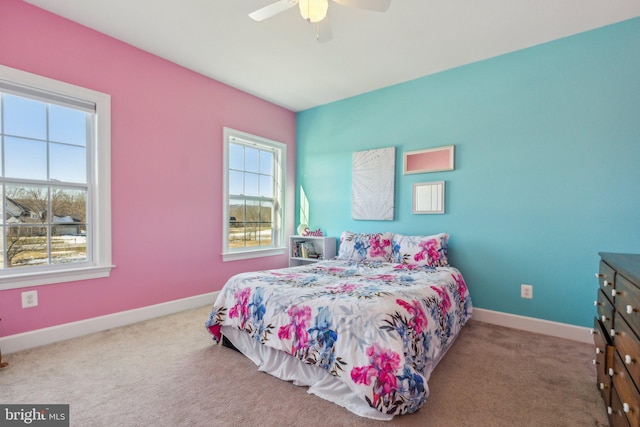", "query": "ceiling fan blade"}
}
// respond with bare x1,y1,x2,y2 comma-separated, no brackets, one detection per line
332,0,391,12
315,18,333,43
249,0,299,21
